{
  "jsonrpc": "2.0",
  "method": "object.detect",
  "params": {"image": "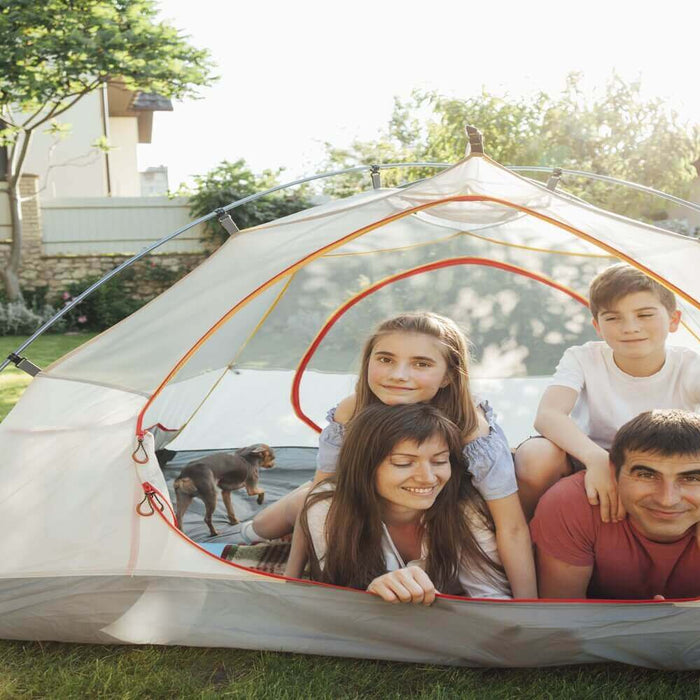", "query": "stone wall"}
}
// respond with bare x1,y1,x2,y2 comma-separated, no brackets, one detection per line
0,175,209,302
